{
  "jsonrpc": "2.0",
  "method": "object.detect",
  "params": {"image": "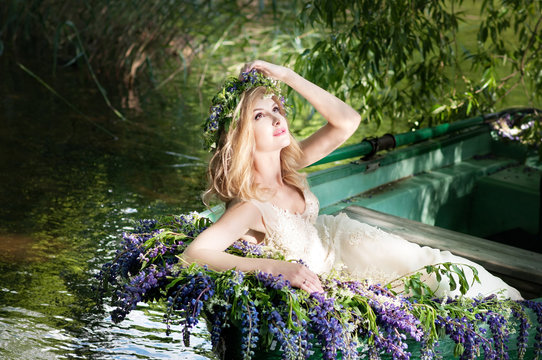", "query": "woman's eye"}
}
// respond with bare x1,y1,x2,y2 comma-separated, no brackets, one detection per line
273,106,280,112
255,113,263,120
